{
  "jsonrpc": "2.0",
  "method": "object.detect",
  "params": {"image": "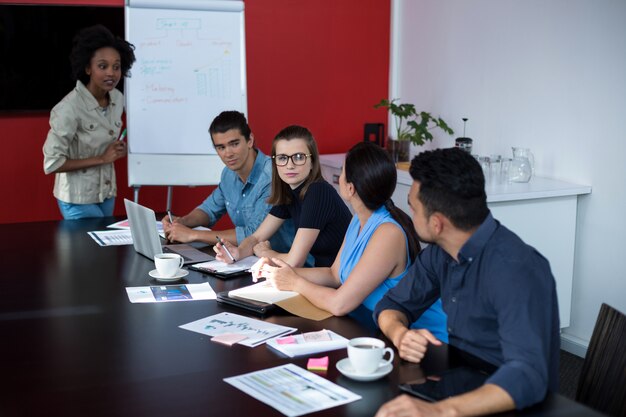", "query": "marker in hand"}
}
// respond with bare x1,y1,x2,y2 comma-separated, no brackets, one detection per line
118,128,127,141
216,235,236,263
